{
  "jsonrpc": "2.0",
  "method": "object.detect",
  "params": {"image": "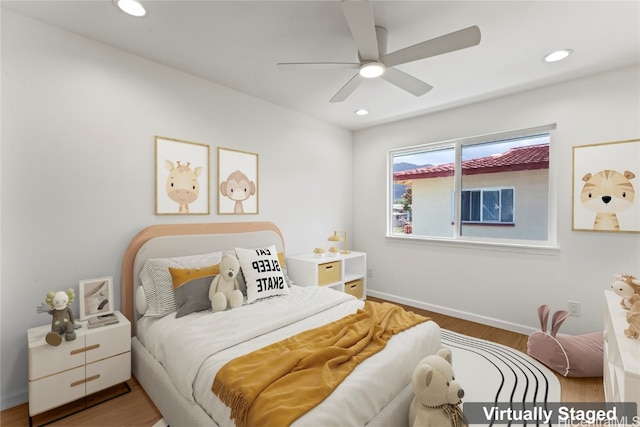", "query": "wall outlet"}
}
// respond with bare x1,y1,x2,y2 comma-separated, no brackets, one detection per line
367,268,373,278
568,301,580,316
